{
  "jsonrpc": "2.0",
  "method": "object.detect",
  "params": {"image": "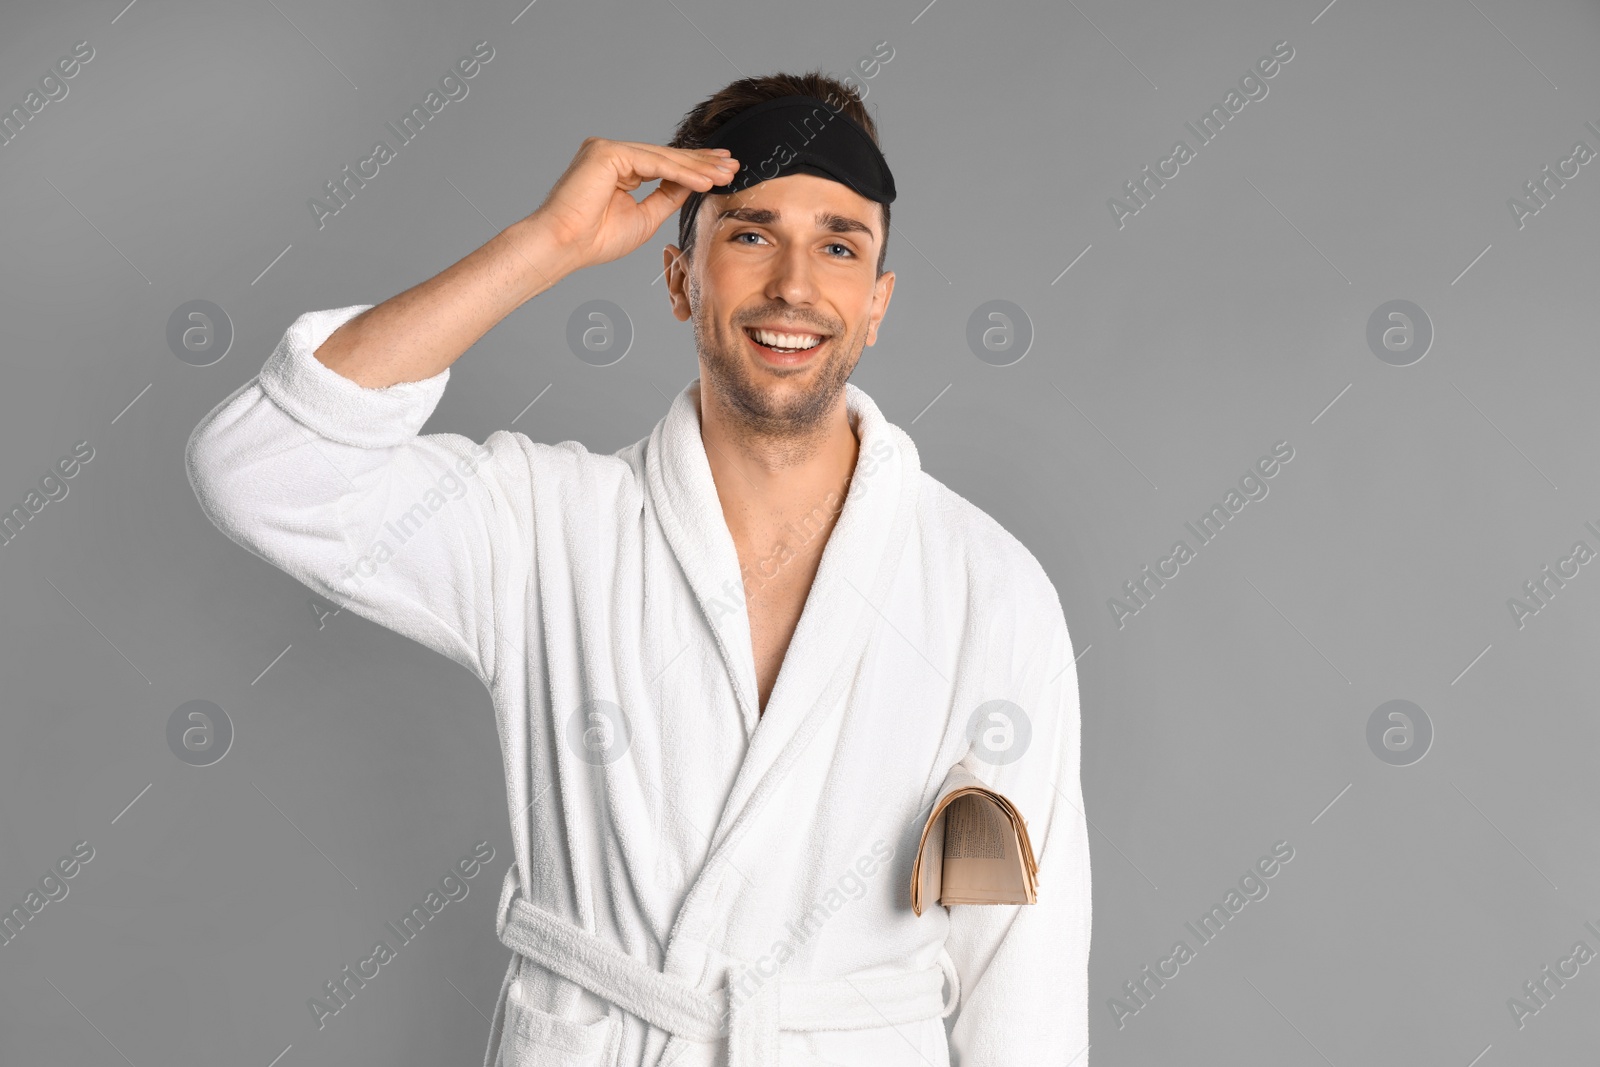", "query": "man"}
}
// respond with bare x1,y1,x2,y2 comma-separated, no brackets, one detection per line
186,71,1090,1066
